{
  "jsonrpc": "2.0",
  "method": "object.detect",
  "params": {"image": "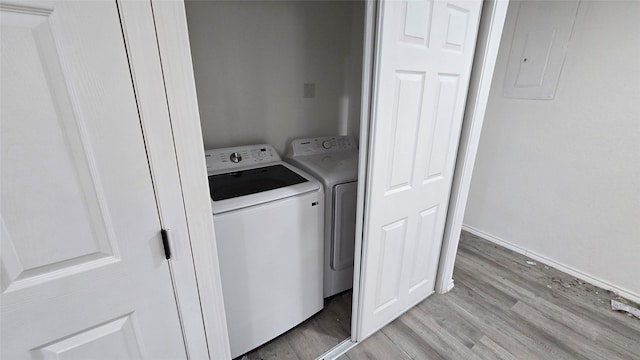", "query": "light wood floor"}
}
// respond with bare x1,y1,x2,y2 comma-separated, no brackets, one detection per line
241,287,352,359
341,232,640,360
243,231,640,359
